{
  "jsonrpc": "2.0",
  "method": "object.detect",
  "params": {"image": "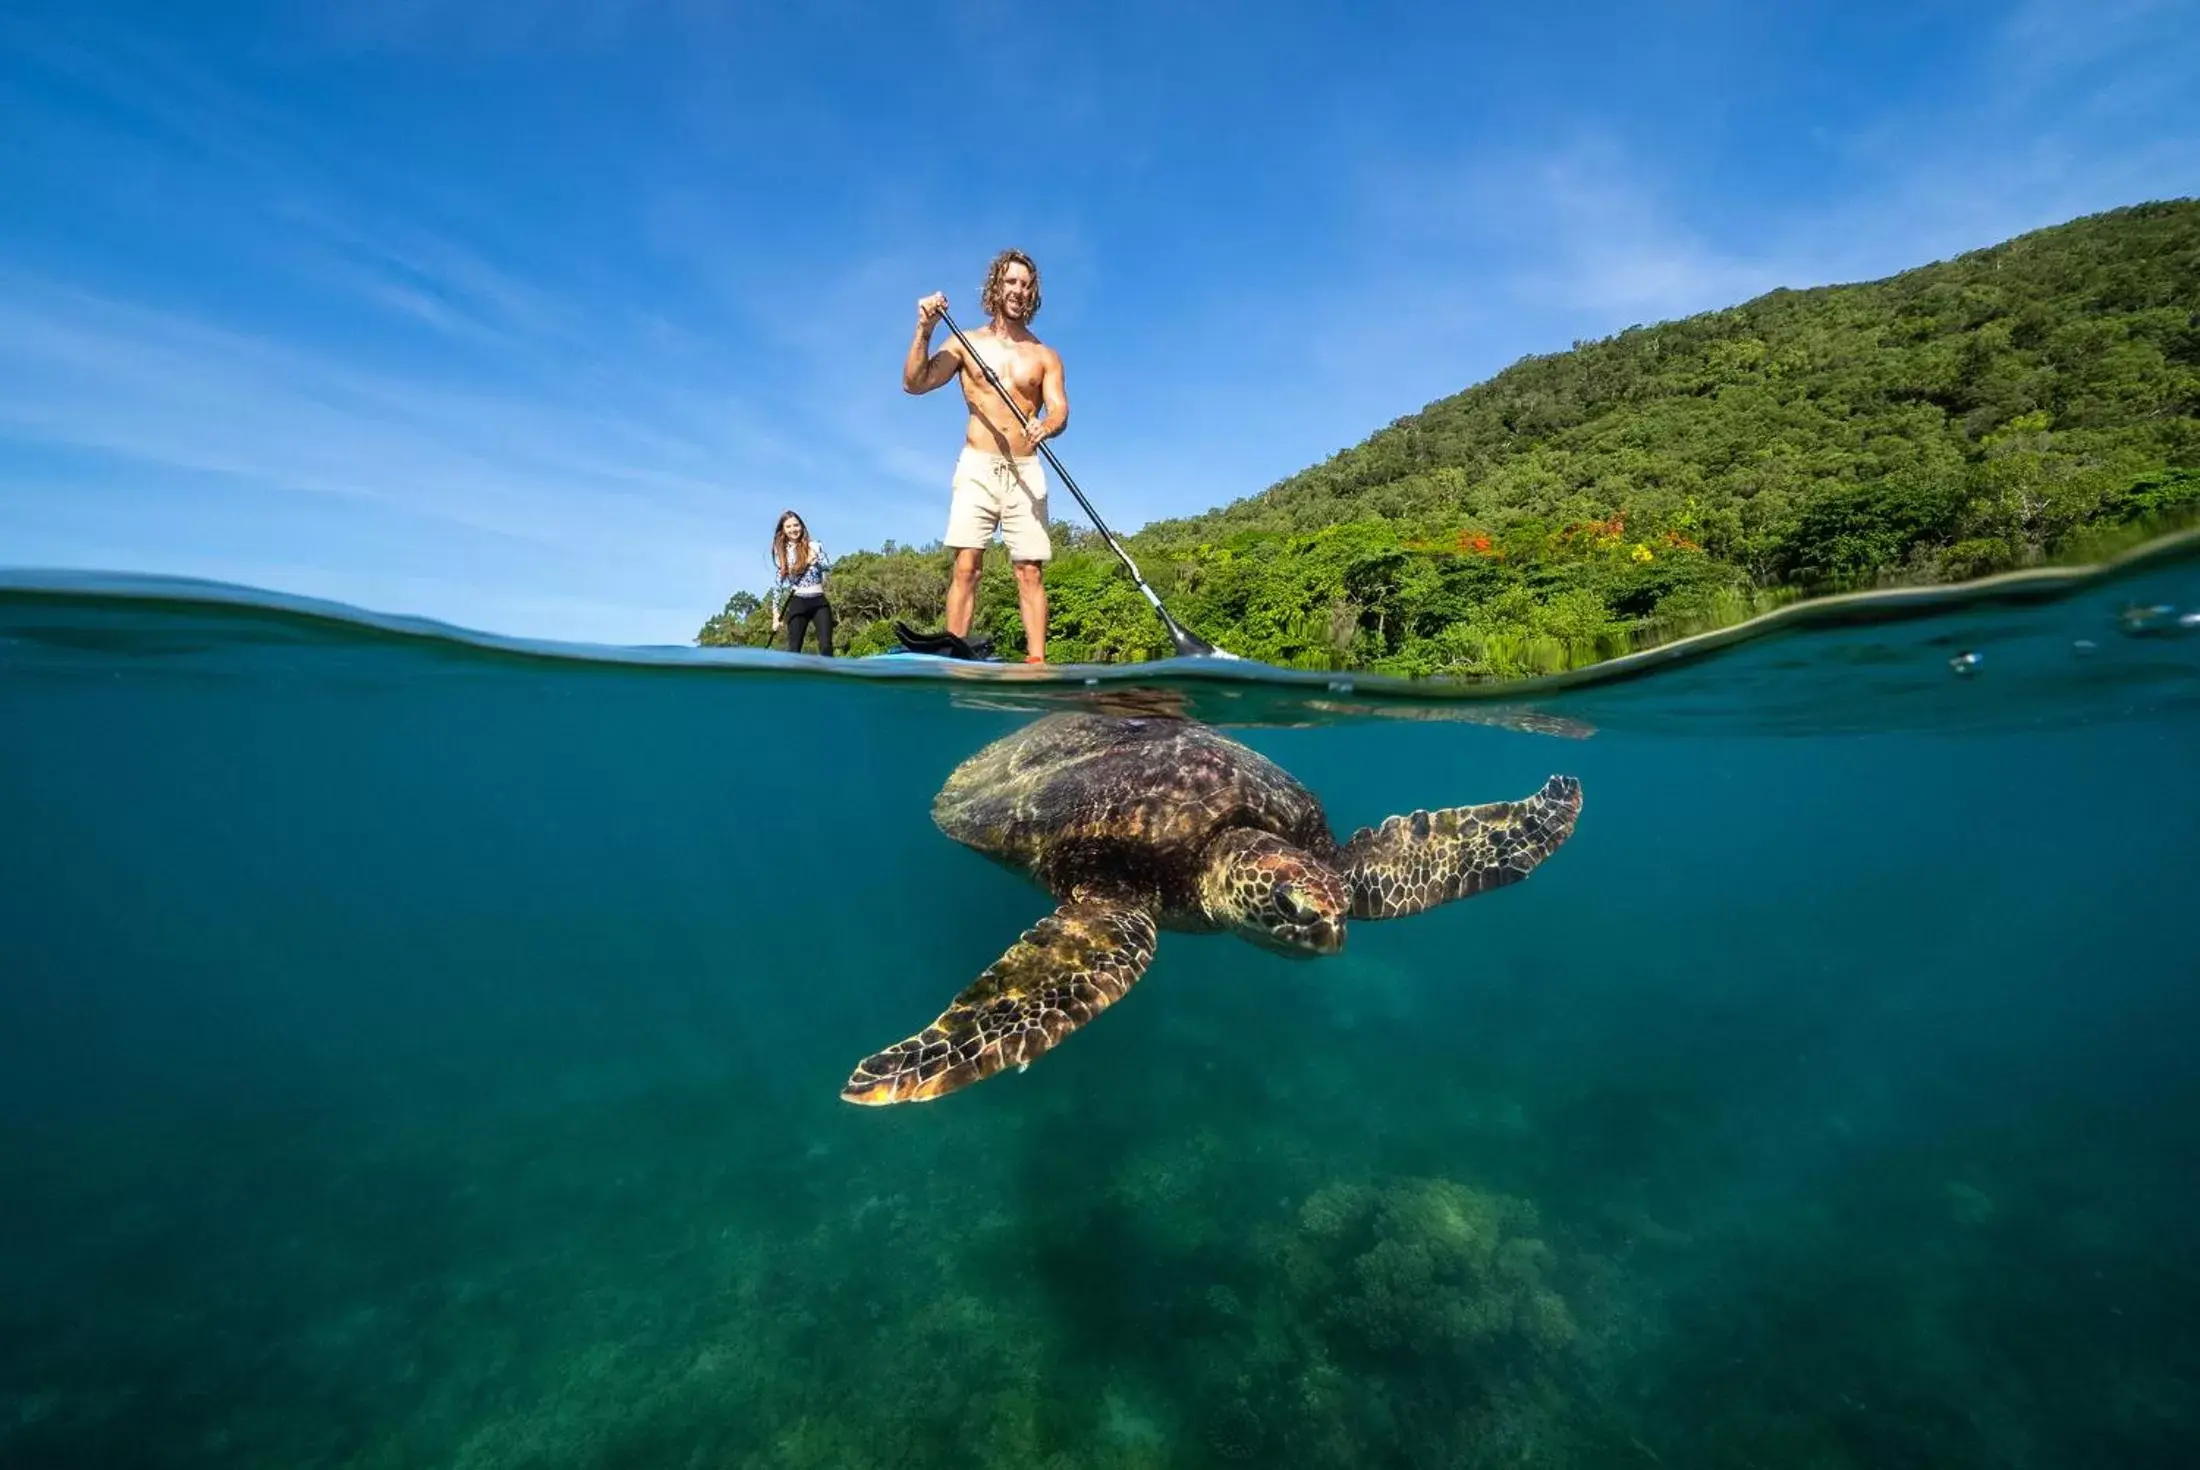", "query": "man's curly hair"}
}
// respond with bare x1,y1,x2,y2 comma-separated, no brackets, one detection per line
980,248,1041,322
